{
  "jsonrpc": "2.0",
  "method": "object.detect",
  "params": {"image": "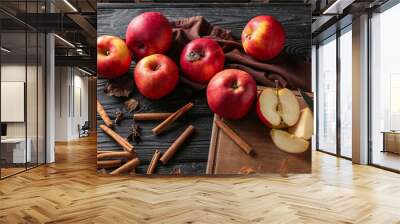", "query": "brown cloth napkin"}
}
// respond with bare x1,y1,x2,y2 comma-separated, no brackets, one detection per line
168,16,311,92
